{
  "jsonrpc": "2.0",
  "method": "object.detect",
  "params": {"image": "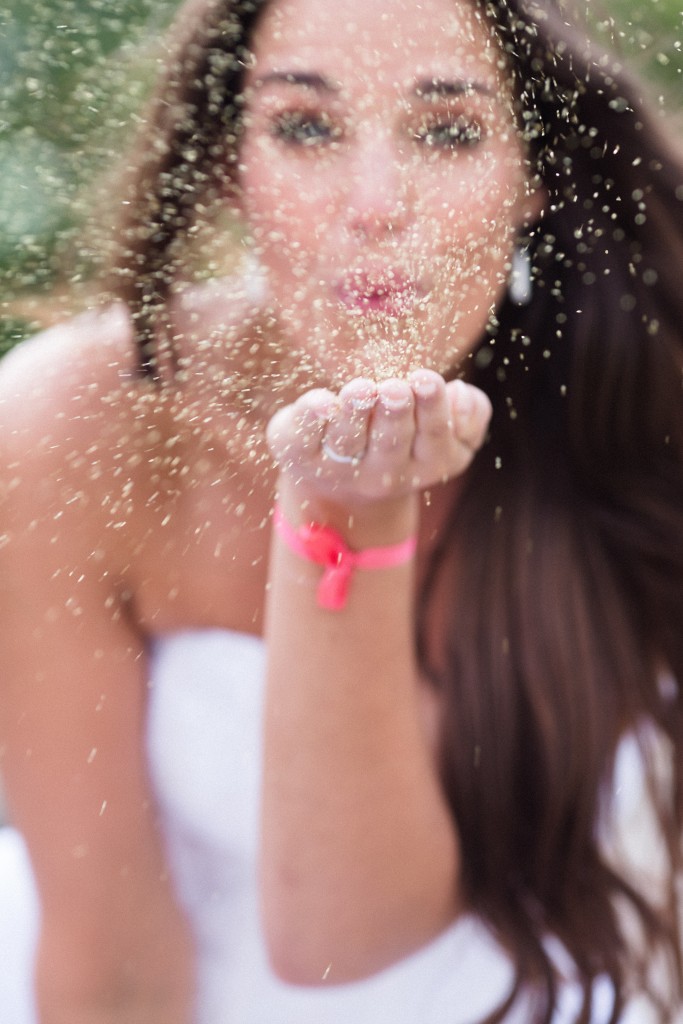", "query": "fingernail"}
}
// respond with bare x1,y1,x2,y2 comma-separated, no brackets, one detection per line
379,382,411,411
351,392,376,411
411,372,438,399
343,380,377,411
453,380,473,423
